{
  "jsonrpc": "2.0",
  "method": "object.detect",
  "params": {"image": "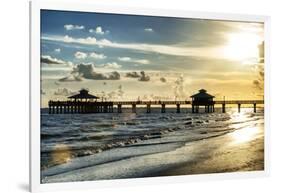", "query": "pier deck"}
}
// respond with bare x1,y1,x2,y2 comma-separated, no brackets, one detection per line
48,100,264,114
